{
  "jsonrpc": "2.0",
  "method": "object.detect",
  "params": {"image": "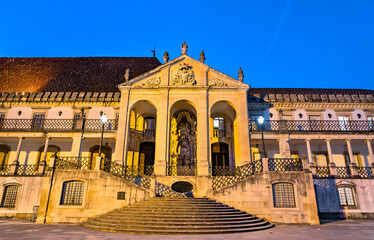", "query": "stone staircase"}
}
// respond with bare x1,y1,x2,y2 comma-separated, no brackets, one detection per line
81,197,274,234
